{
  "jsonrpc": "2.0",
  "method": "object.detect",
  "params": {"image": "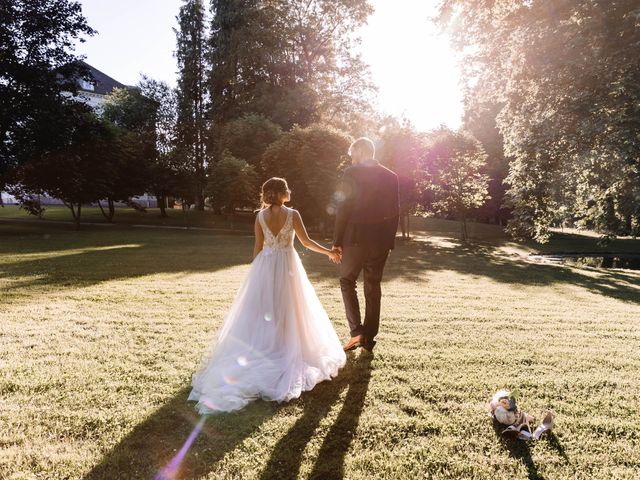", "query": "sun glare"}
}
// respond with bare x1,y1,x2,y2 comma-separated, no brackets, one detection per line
360,0,463,131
